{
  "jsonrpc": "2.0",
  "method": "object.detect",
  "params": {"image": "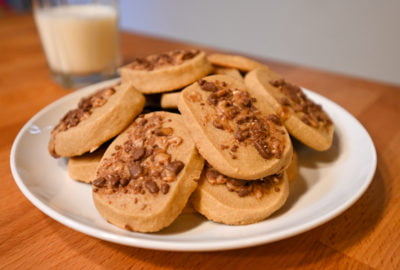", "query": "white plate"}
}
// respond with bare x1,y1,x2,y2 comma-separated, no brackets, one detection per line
10,79,376,251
